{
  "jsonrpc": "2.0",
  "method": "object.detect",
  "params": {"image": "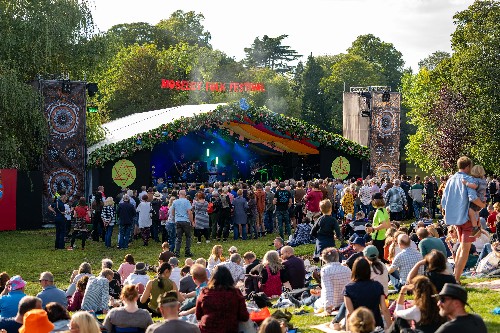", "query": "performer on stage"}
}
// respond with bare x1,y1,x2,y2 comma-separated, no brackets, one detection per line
208,159,218,184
